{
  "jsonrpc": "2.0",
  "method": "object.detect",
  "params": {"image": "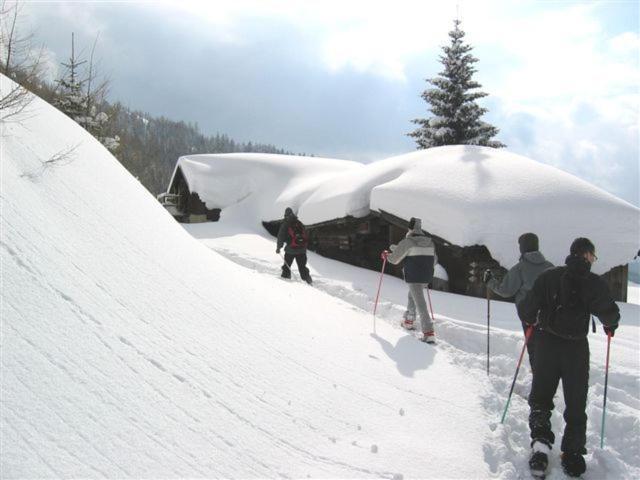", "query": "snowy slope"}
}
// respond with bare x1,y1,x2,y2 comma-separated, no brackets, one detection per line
175,149,639,275
1,79,494,477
